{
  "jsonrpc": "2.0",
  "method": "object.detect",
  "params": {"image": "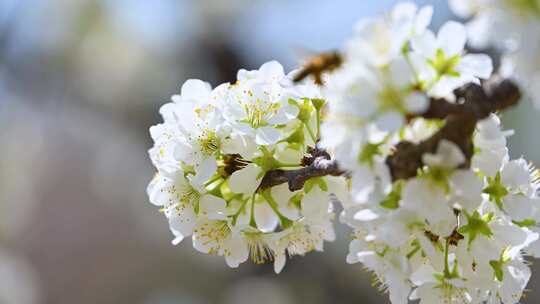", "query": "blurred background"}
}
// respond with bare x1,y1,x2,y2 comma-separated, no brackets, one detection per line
0,0,538,303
